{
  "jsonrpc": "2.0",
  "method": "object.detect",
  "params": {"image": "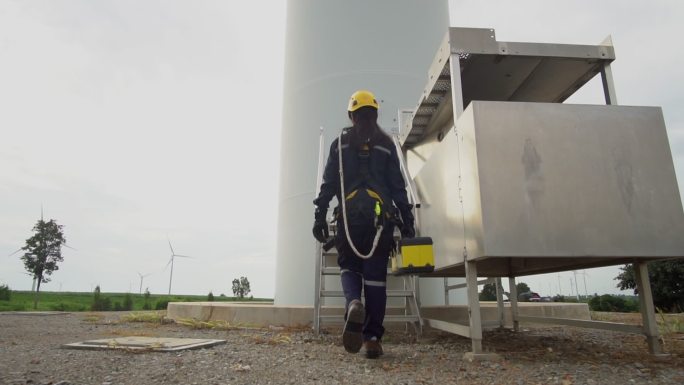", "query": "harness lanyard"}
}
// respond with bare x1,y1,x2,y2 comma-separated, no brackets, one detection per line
338,131,384,259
